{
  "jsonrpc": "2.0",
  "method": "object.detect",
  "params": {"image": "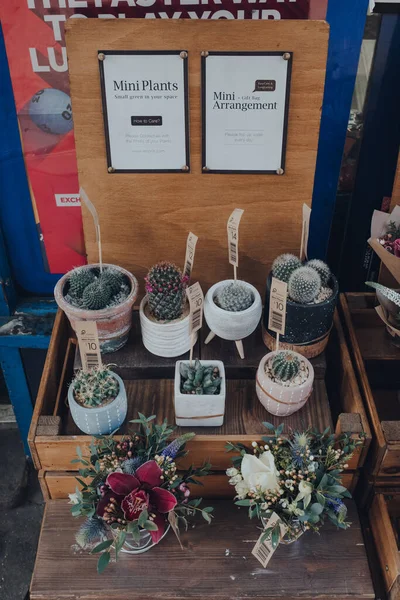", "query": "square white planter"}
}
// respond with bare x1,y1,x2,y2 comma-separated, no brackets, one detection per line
174,360,226,427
